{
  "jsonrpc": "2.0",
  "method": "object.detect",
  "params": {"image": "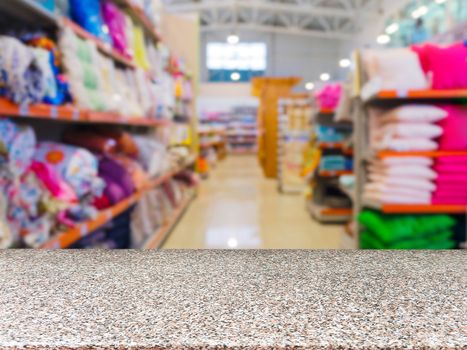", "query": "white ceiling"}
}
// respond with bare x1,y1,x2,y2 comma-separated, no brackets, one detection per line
163,0,389,40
